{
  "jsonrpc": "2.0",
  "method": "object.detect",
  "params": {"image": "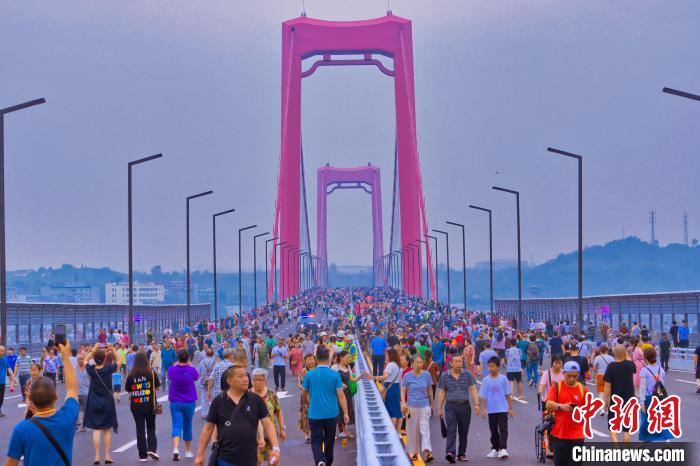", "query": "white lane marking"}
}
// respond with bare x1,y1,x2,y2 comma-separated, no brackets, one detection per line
674,379,698,385
113,439,138,453
586,382,596,387
277,393,294,399
17,403,26,408
513,397,528,404
115,407,203,453
5,394,22,400
276,391,289,397
157,395,169,402
591,428,609,438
